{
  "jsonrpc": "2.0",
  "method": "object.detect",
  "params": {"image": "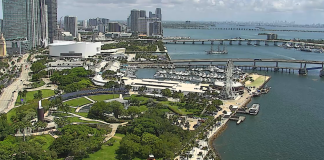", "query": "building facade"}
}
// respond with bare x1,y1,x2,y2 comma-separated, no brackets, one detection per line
45,0,57,43
130,9,140,32
49,41,102,58
155,8,162,20
2,0,49,53
108,22,121,32
64,16,78,37
140,10,146,18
